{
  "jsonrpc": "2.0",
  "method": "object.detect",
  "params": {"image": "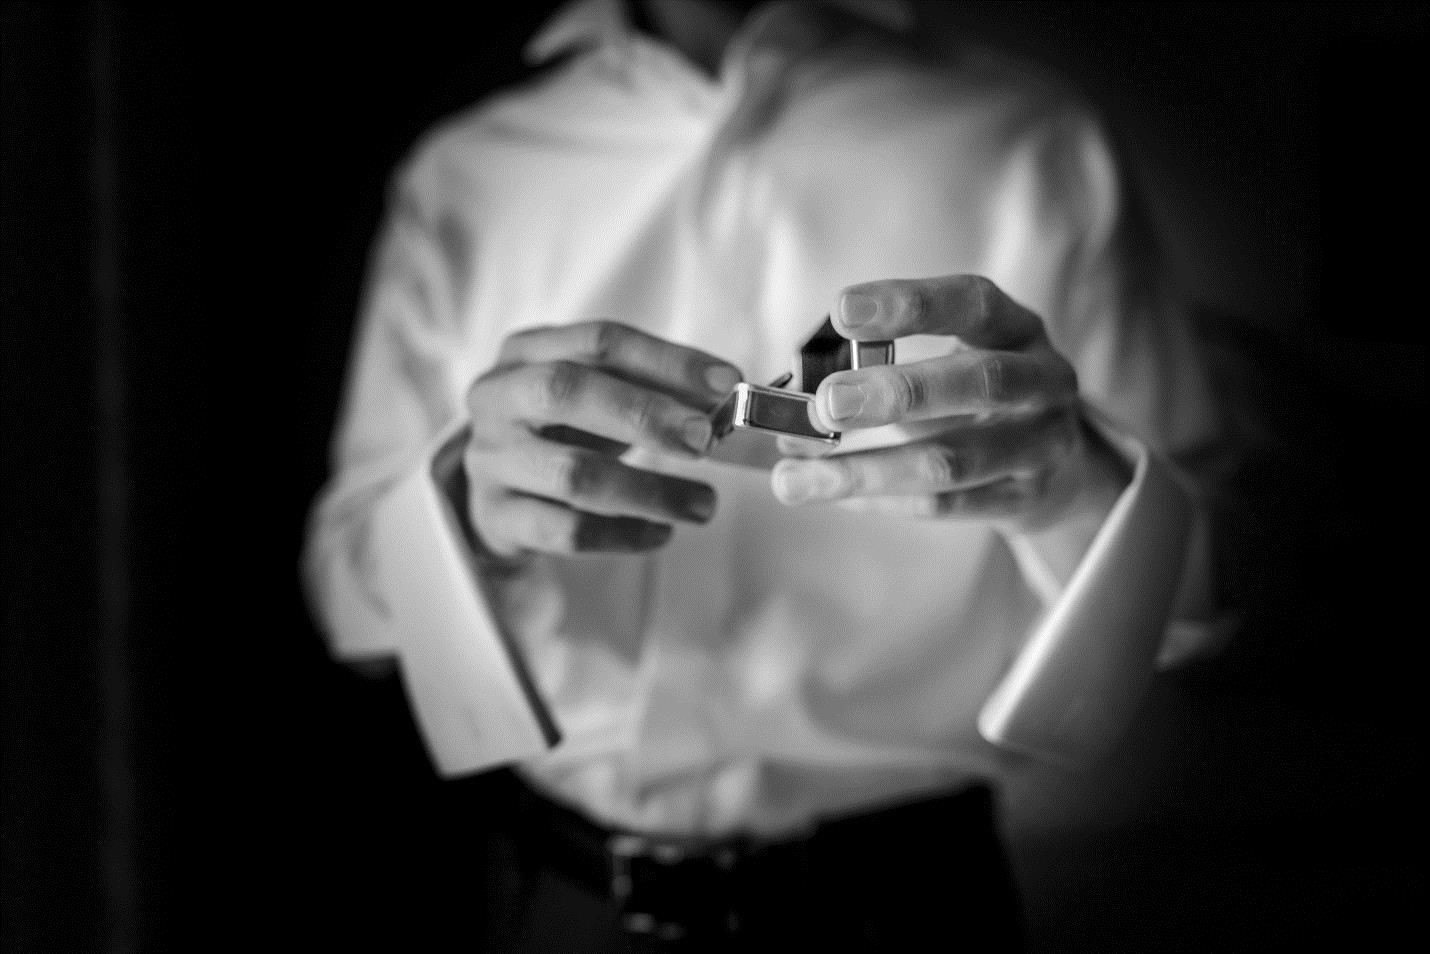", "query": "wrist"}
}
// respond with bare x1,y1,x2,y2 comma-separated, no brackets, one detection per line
998,414,1131,587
